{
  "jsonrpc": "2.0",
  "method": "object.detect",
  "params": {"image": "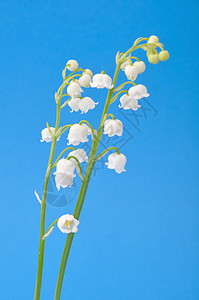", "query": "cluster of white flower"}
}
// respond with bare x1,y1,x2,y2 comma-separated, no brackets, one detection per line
119,53,150,112
39,41,169,235
40,56,152,196
65,63,114,114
